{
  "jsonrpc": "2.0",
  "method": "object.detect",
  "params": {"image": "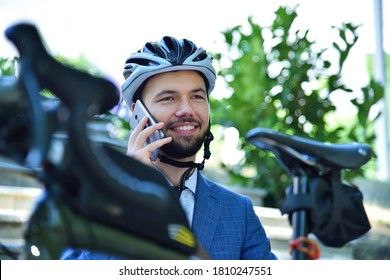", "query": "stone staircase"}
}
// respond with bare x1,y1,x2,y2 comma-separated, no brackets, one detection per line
0,158,42,260
0,185,41,259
